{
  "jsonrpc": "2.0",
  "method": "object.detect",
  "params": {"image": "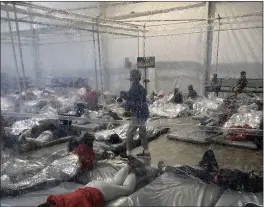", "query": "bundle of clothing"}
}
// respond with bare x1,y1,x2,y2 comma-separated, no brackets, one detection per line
223,104,263,147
